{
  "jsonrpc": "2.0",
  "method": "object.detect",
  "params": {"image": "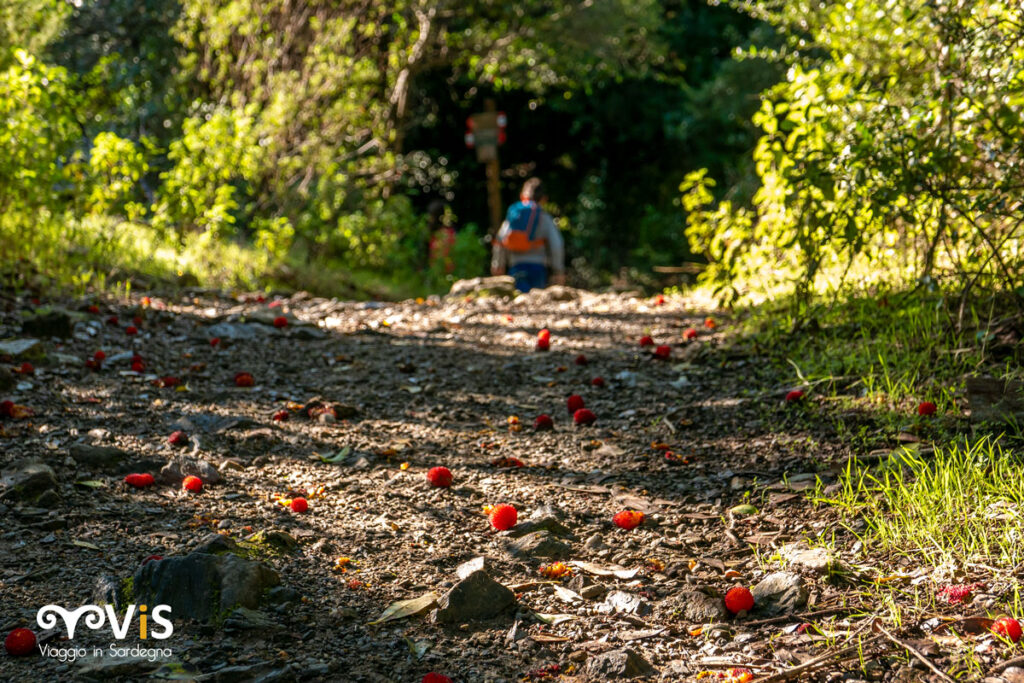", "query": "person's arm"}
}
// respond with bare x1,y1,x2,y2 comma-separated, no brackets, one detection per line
541,213,565,284
490,221,509,275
